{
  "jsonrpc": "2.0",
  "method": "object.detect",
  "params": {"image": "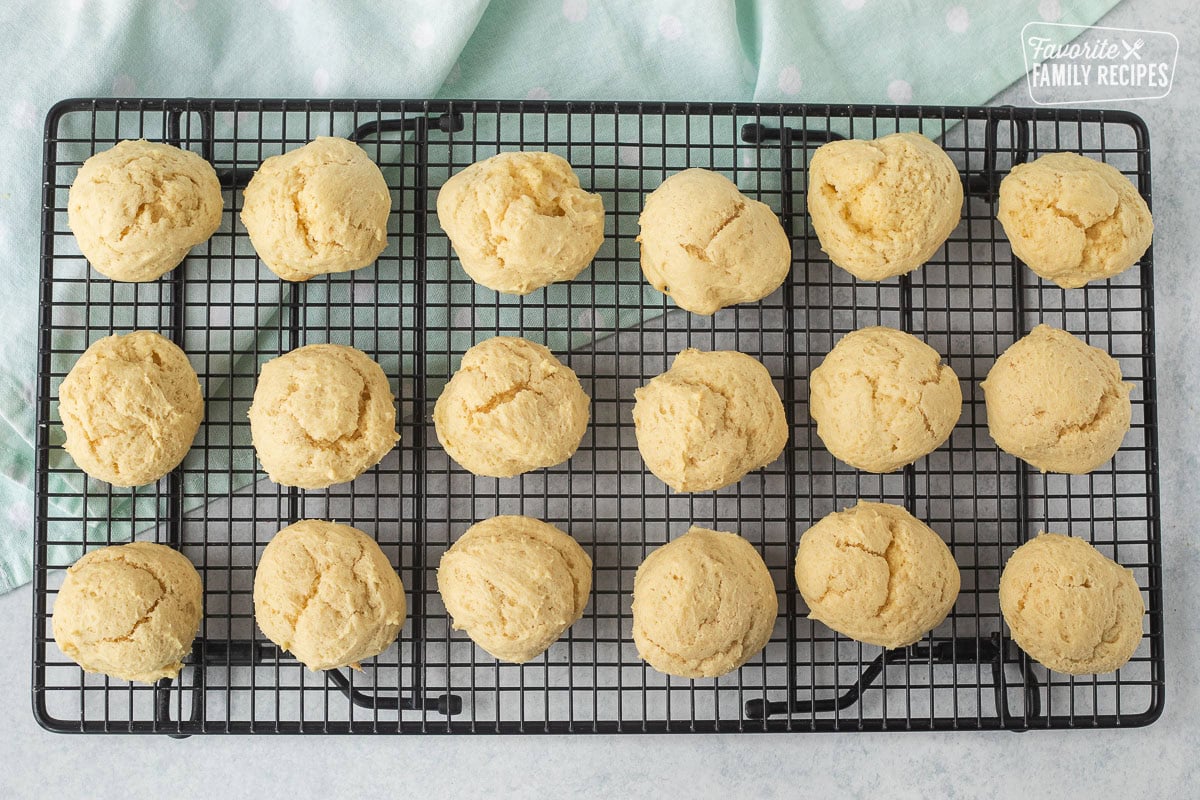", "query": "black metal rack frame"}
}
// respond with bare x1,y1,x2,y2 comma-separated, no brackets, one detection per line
33,99,1163,734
